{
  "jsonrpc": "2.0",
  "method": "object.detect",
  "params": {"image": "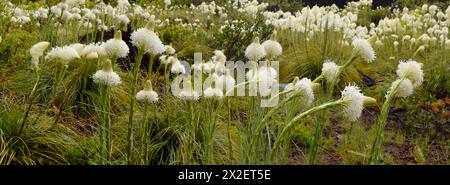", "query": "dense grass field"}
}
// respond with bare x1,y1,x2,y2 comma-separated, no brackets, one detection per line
0,0,448,165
